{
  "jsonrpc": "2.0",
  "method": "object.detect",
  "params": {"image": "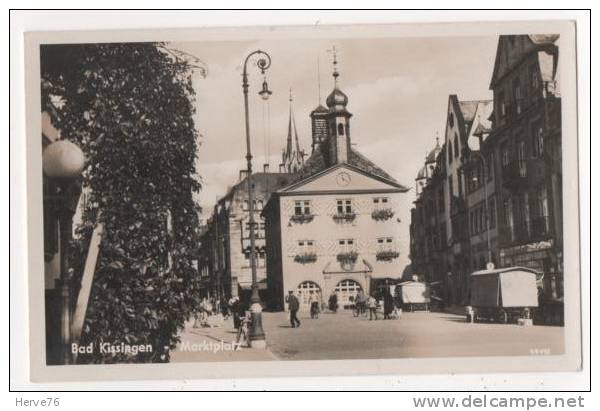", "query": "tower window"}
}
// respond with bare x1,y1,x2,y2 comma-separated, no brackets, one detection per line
337,123,344,136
